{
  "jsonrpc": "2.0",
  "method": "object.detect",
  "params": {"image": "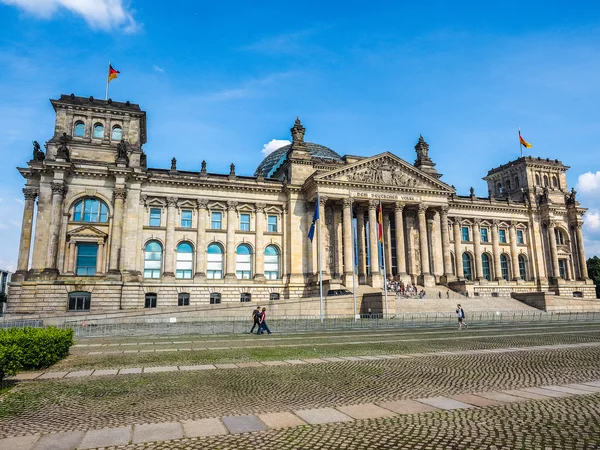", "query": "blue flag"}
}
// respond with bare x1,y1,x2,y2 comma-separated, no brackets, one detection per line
308,196,319,242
